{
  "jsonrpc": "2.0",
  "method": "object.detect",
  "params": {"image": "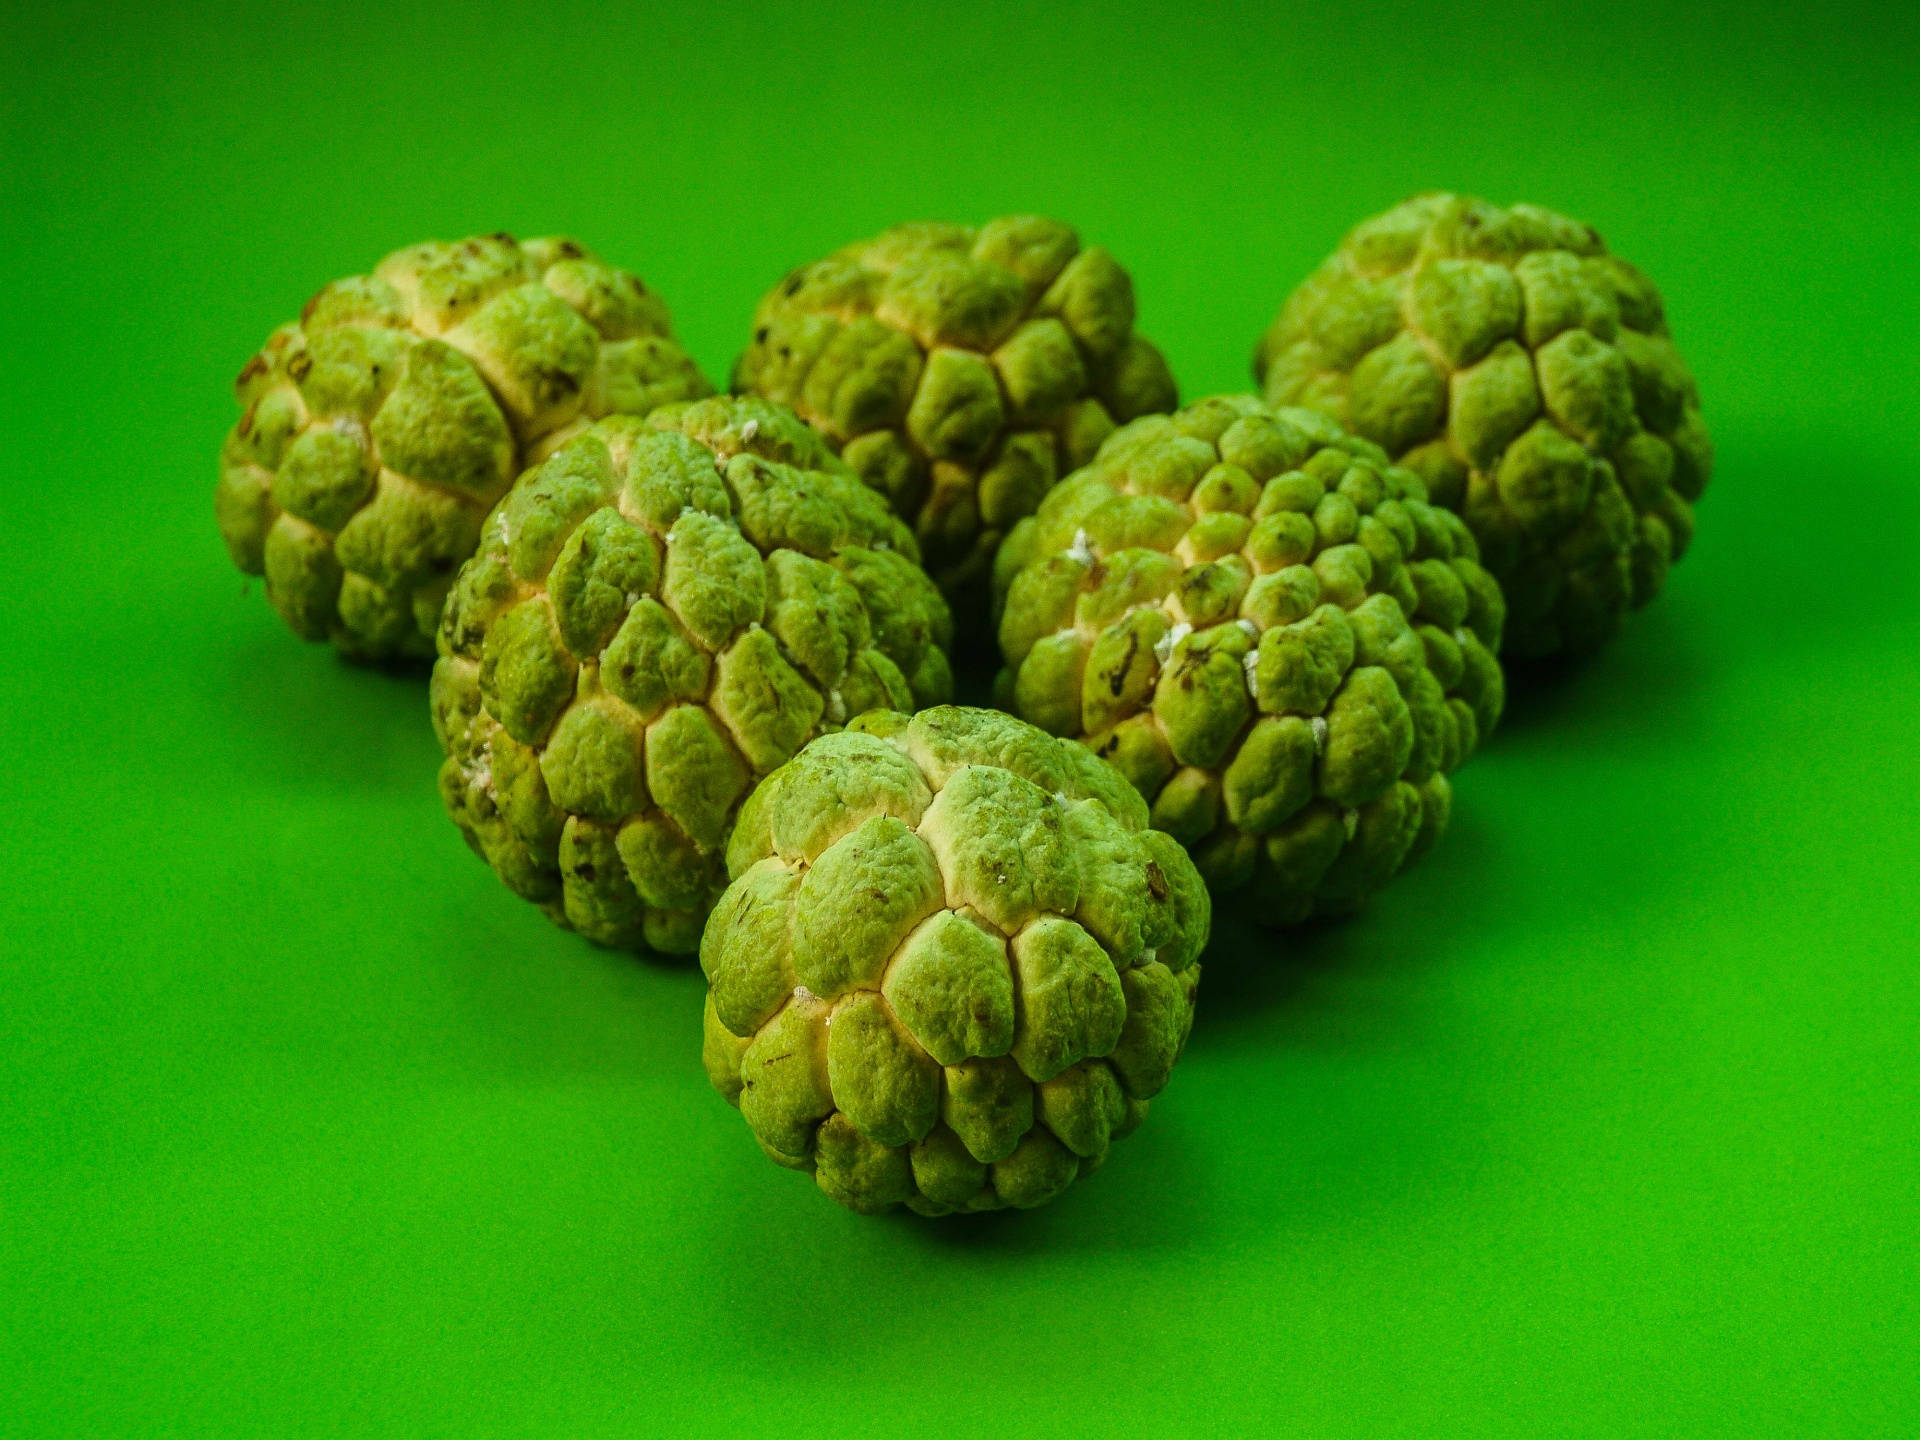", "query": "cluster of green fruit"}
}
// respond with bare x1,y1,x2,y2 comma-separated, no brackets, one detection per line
217,198,1709,1216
